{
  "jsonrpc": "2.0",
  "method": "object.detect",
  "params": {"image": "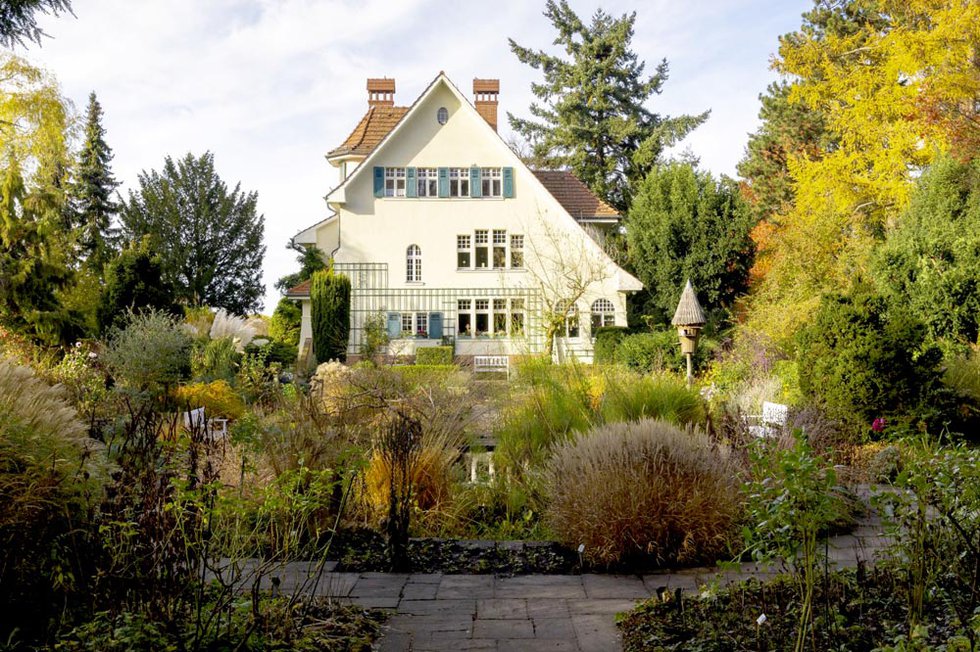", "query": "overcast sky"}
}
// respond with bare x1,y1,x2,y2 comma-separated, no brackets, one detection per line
21,0,809,313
